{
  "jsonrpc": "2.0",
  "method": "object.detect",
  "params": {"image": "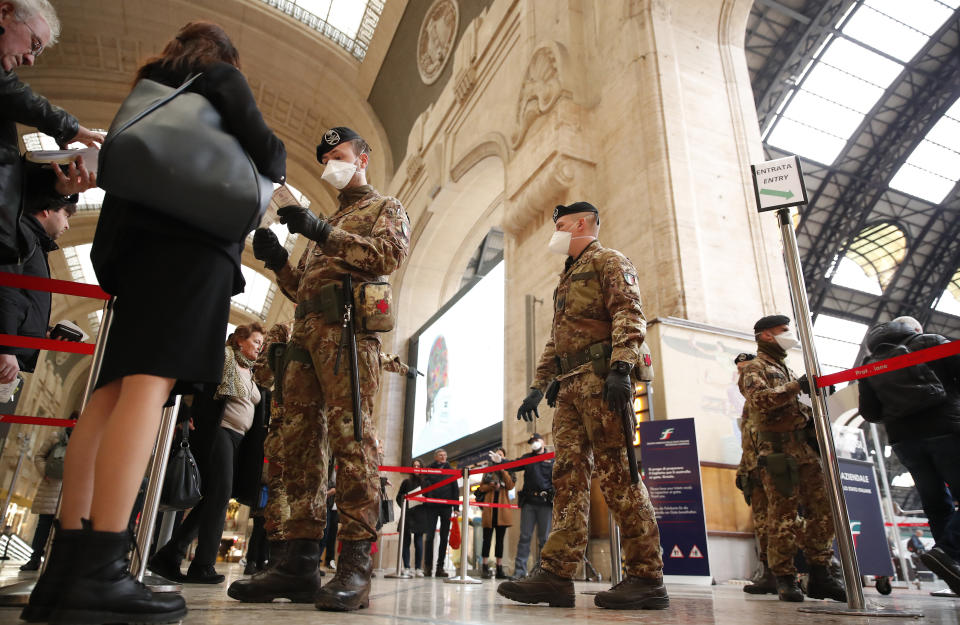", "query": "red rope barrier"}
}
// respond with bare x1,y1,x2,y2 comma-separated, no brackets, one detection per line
0,271,109,300
816,340,960,388
405,474,460,499
0,415,77,427
470,451,555,474
0,333,95,355
405,495,519,509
